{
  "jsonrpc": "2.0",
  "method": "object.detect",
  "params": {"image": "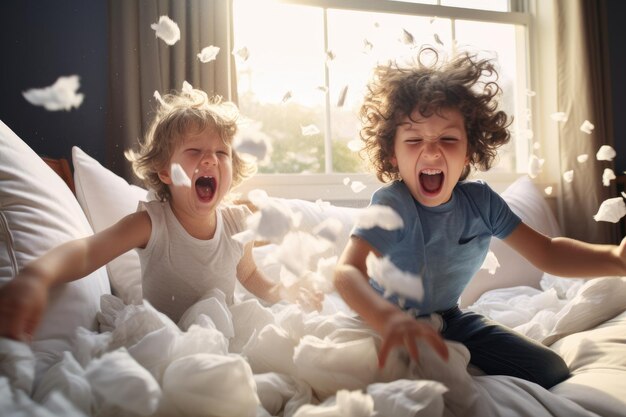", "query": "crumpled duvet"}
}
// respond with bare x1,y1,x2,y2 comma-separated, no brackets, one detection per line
2,276,625,417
